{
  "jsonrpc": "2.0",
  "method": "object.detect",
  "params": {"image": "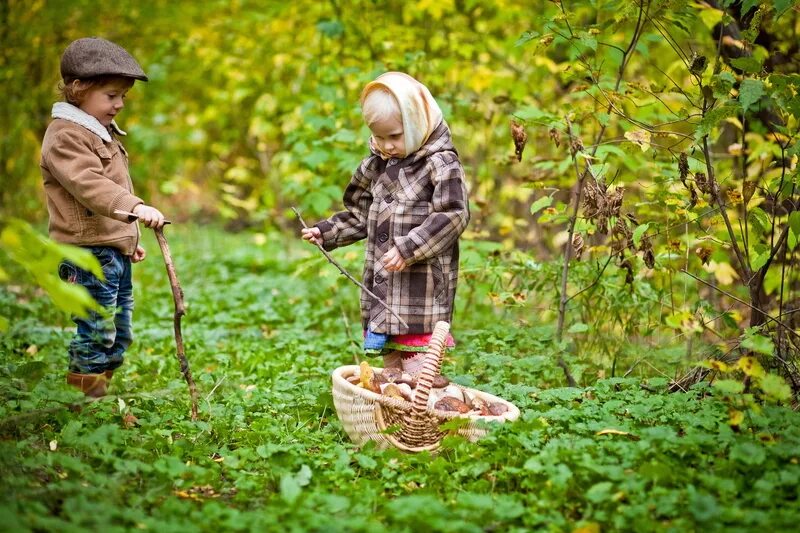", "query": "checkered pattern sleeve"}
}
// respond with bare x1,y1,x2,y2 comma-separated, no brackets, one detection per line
315,157,374,251
394,152,469,264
